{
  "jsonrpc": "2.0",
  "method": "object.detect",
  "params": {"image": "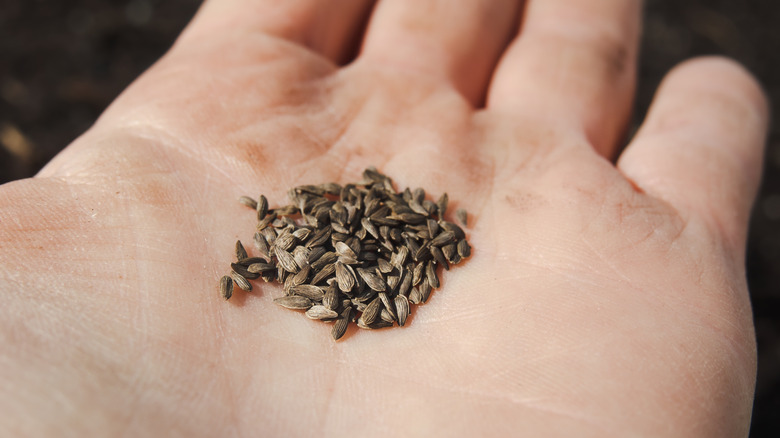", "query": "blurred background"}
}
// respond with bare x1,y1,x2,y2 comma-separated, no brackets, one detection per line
0,0,777,435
